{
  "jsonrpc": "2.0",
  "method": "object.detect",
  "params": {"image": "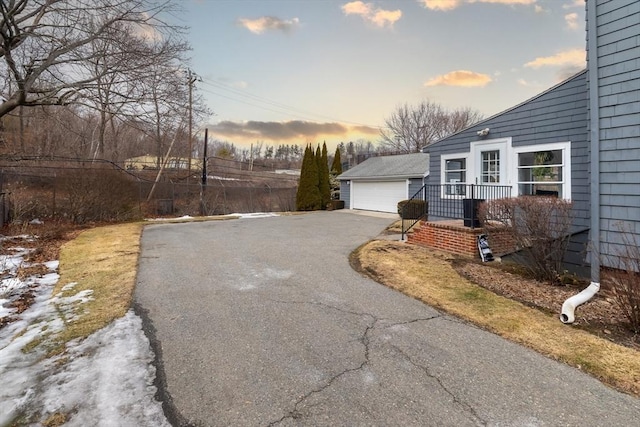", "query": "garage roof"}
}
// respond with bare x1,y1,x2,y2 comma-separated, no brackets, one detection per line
337,153,429,180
